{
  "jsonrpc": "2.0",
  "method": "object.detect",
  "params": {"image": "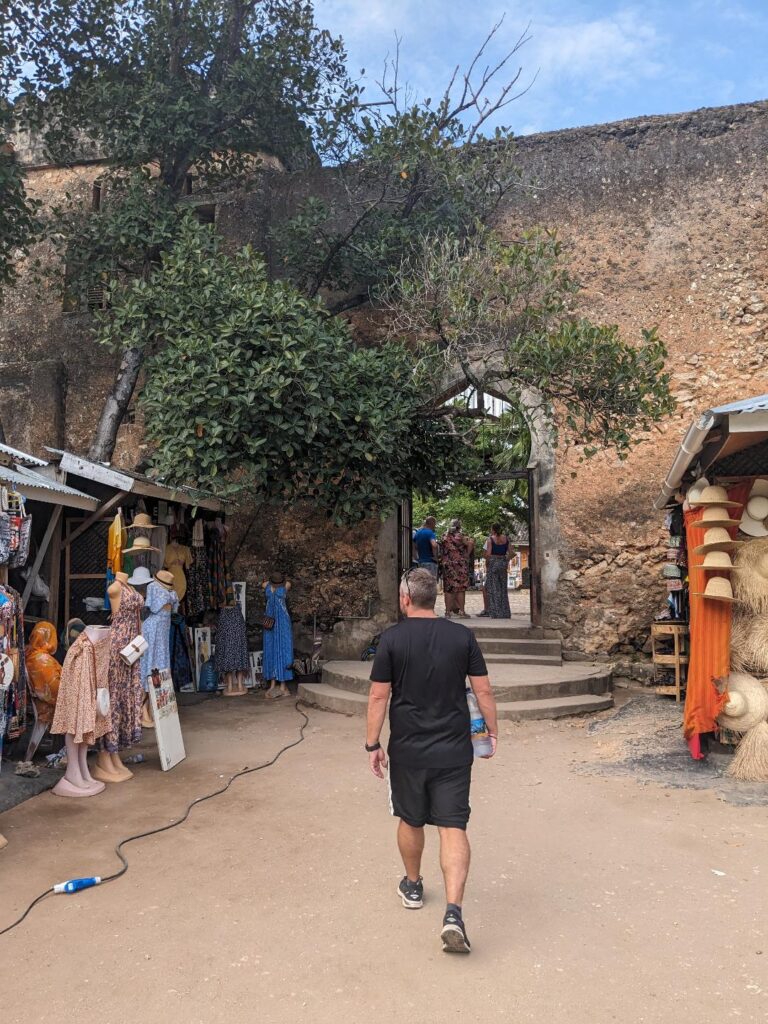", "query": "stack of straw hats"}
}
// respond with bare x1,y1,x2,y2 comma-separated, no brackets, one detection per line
690,484,744,604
